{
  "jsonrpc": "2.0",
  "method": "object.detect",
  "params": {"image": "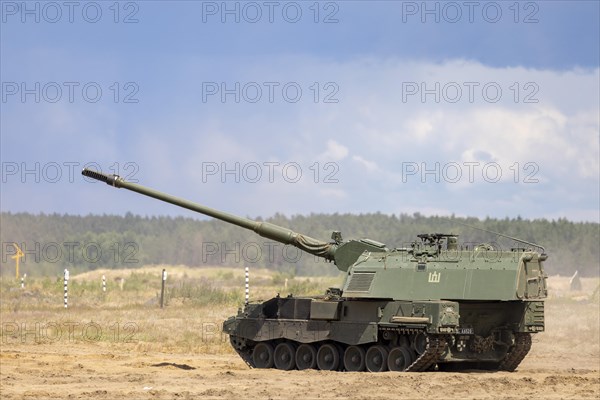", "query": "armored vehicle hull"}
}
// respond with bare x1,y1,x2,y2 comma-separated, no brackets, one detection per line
82,168,547,372
224,299,541,371
223,244,546,372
